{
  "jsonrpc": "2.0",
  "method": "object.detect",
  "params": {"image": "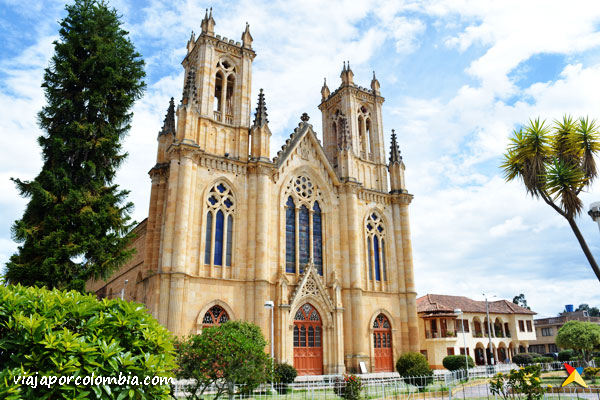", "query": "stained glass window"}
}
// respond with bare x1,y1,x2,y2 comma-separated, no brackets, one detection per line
382,239,387,281
300,327,306,347
299,205,309,272
214,210,224,266
316,327,321,347
226,215,233,266
308,327,314,347
203,305,229,327
367,238,373,280
204,212,212,264
374,236,381,281
205,183,235,268
313,202,322,276
294,326,299,347
285,197,295,273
